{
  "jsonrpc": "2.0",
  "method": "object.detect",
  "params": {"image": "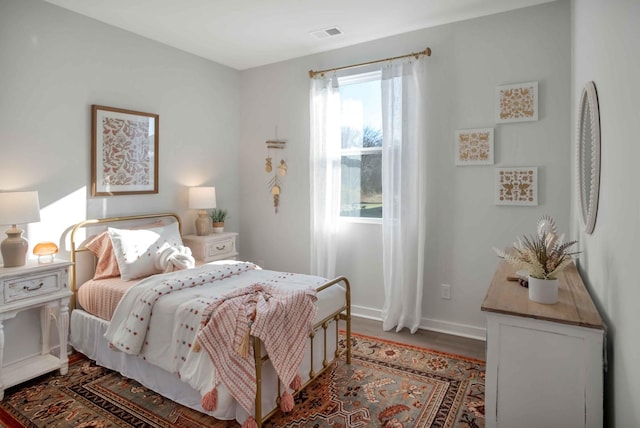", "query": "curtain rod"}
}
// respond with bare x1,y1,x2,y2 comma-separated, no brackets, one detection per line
308,47,431,79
